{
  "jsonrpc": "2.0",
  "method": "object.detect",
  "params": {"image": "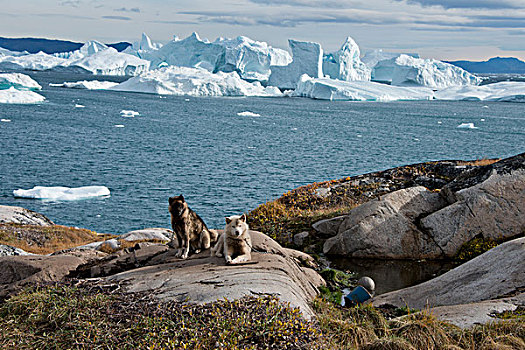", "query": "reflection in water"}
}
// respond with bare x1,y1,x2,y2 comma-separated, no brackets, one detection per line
329,257,458,296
